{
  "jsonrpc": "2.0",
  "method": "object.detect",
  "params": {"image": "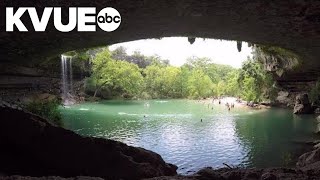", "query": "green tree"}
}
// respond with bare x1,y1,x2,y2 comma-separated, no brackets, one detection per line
237,57,275,102
185,56,212,70
161,66,182,98
86,47,277,101
144,65,163,98
91,49,144,98
176,66,191,97
143,65,181,98
225,70,240,96
187,69,213,98
207,63,235,83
